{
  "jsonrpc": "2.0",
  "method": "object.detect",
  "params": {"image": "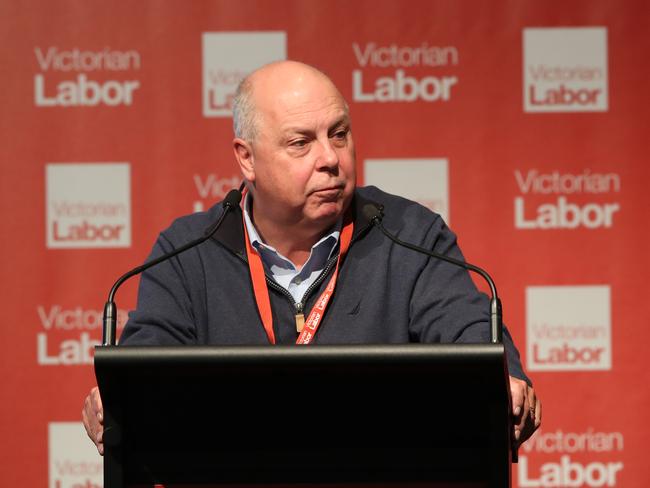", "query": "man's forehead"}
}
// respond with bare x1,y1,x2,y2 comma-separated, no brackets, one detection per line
248,63,350,133
280,101,349,128
262,95,349,133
